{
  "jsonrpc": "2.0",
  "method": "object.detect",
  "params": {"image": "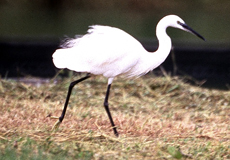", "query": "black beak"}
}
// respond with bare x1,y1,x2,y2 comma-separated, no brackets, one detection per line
178,22,206,41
